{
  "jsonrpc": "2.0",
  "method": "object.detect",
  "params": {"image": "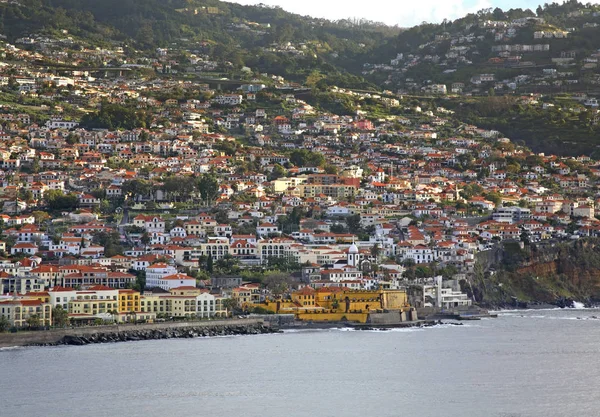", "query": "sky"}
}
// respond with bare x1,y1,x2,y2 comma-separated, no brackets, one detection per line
224,0,599,27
